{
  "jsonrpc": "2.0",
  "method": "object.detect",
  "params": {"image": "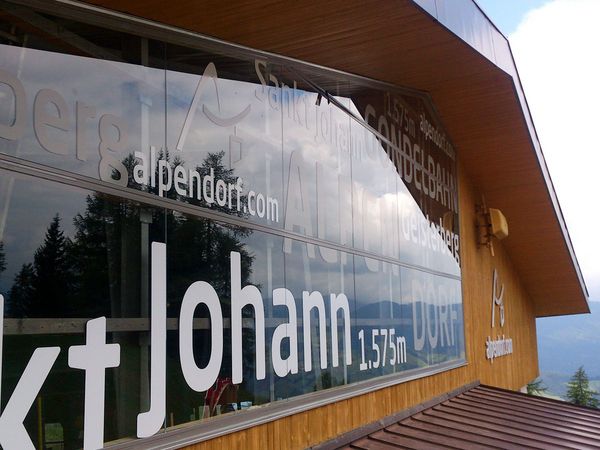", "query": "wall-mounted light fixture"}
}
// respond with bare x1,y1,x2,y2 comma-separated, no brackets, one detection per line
477,196,508,256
